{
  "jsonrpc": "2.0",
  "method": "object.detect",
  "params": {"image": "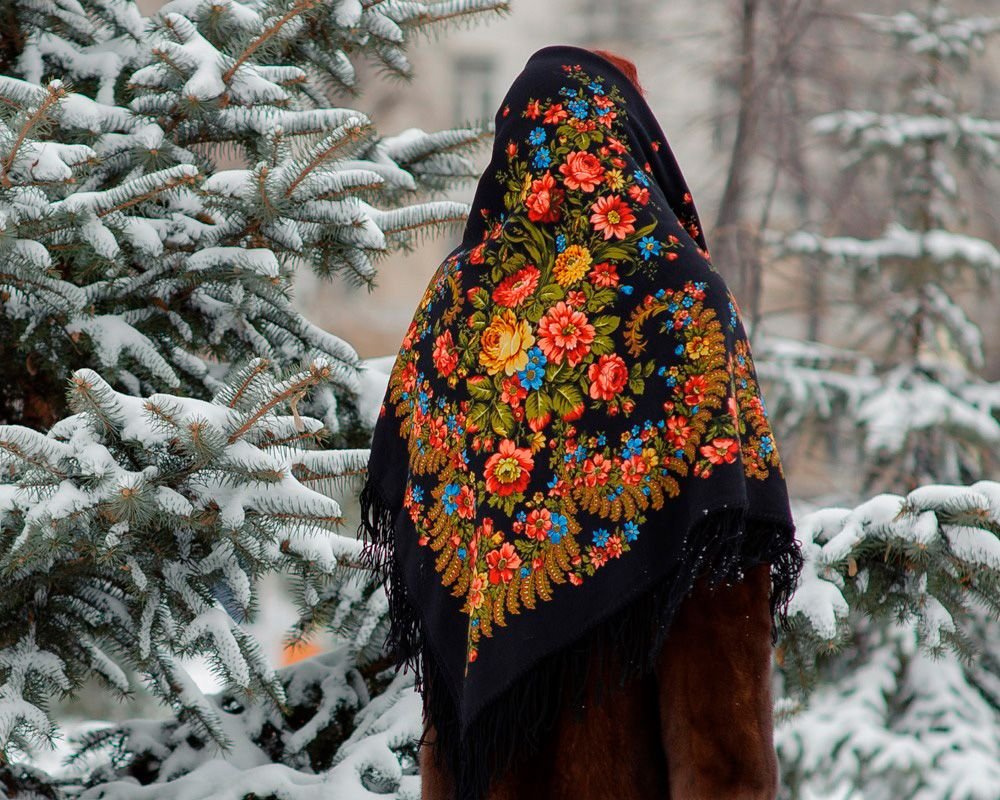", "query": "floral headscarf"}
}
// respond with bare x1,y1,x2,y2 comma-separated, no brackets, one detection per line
359,44,802,800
